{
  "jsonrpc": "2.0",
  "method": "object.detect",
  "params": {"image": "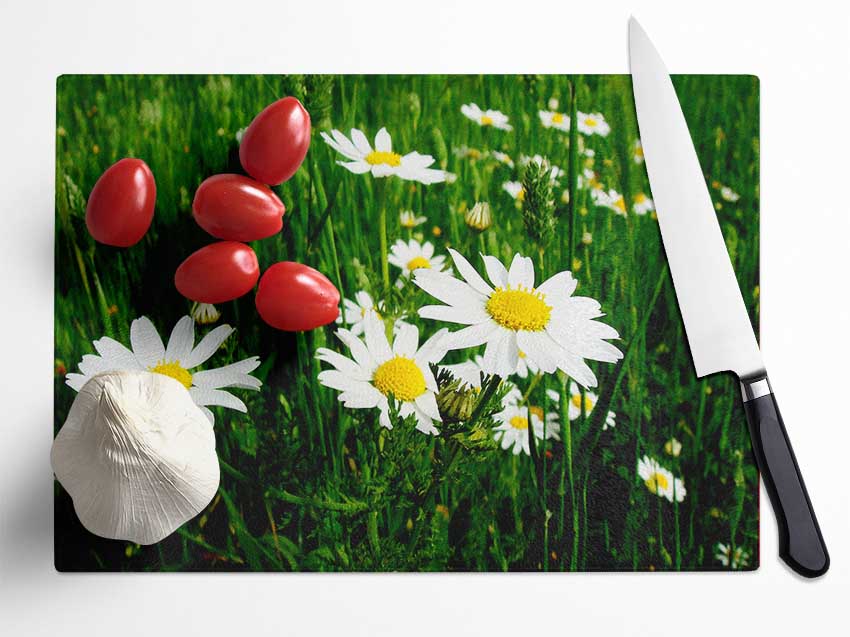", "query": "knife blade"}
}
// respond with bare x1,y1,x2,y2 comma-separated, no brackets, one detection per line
629,17,829,577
